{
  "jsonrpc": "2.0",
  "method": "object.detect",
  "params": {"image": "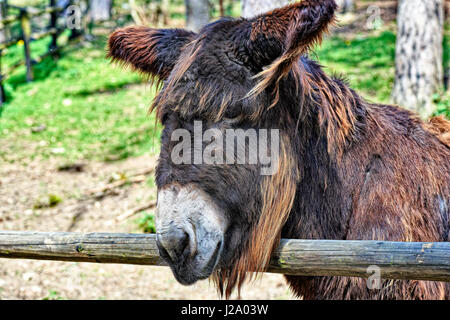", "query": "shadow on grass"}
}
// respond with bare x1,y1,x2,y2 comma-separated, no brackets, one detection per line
65,79,144,97
104,126,159,162
7,55,60,90
316,31,396,67
3,35,109,96
0,42,59,117
0,87,13,117
0,55,59,118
